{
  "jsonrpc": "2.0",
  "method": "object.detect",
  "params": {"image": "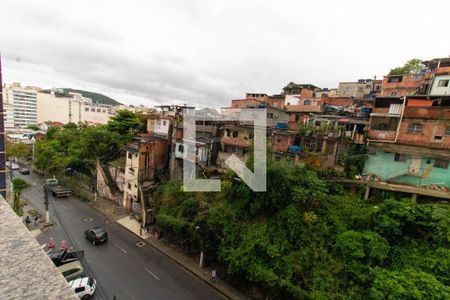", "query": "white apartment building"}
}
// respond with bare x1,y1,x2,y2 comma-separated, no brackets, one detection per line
3,83,39,128
3,83,151,130
37,90,112,125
